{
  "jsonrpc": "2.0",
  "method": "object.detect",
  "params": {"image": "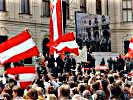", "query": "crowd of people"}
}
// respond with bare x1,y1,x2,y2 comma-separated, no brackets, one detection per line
0,52,132,100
